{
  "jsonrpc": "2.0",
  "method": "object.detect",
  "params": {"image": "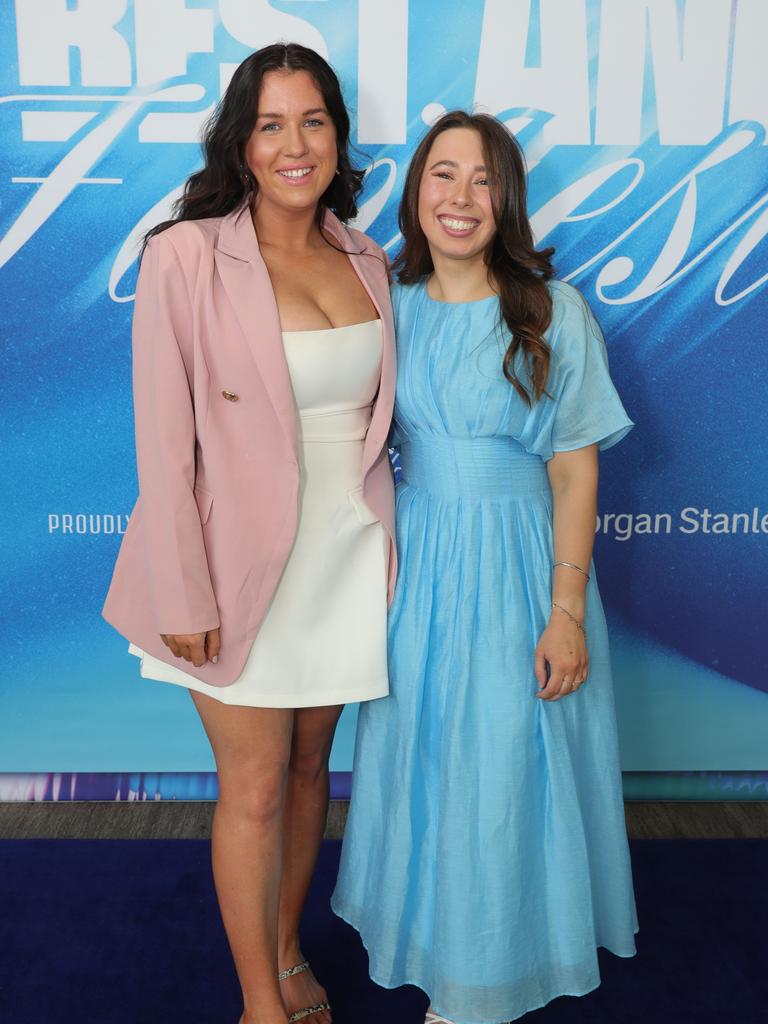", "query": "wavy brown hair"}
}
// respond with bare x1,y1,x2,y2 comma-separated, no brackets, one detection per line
394,110,555,404
146,43,365,247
